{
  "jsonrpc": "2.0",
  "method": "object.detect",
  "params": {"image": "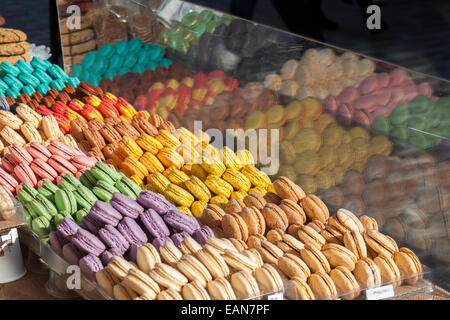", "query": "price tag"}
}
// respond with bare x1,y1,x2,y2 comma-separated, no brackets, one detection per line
366,285,394,300
267,293,283,300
